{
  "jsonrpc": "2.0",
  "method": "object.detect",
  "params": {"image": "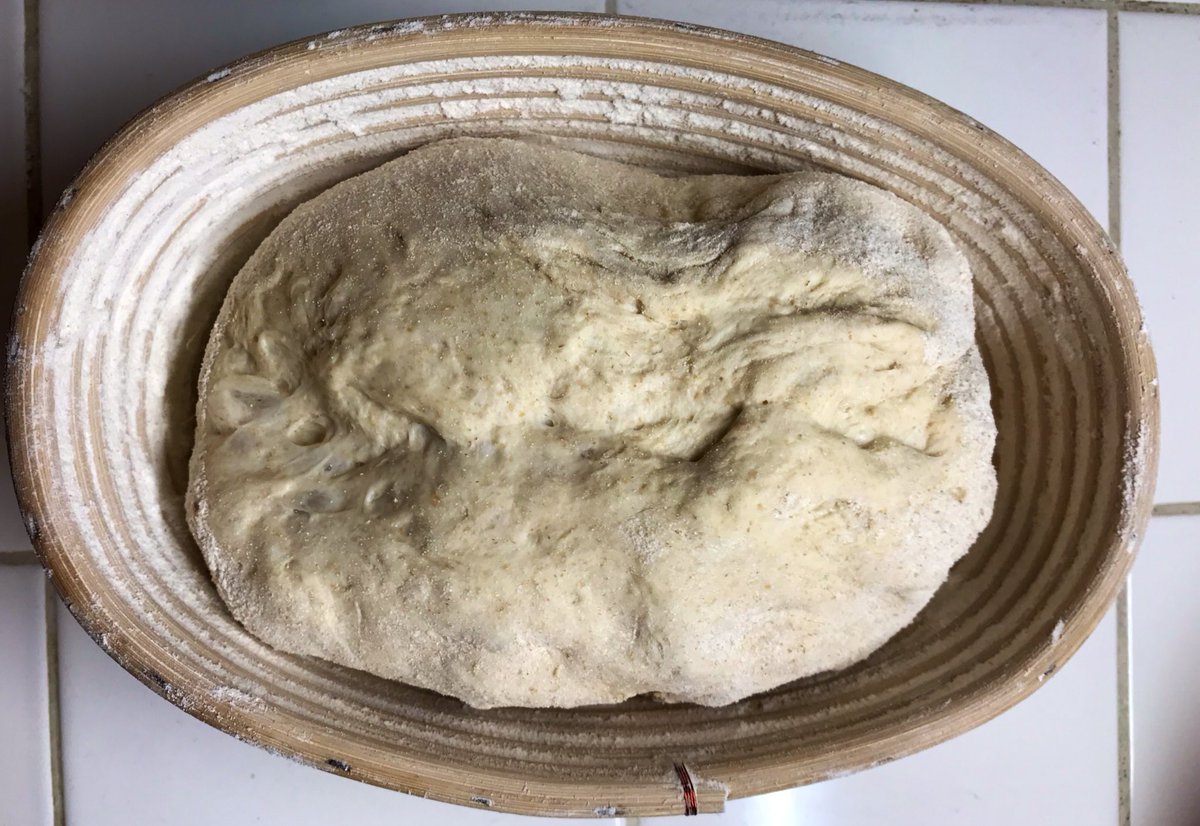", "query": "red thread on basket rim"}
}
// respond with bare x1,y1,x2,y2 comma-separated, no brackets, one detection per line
674,762,698,816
